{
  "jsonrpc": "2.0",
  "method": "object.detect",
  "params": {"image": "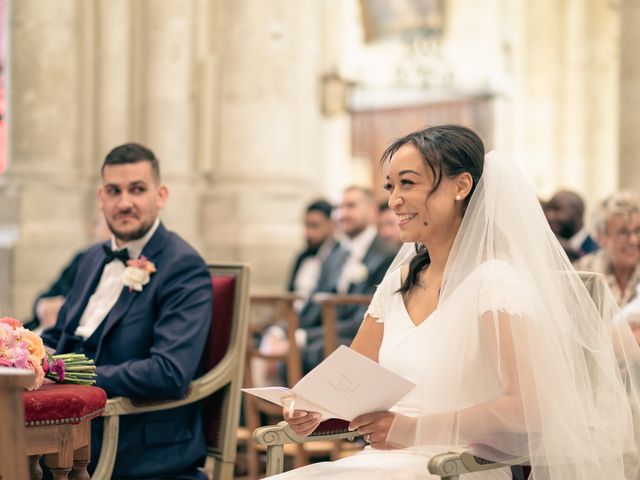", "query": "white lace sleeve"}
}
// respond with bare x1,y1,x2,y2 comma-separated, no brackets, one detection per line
365,268,398,323
477,260,531,316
